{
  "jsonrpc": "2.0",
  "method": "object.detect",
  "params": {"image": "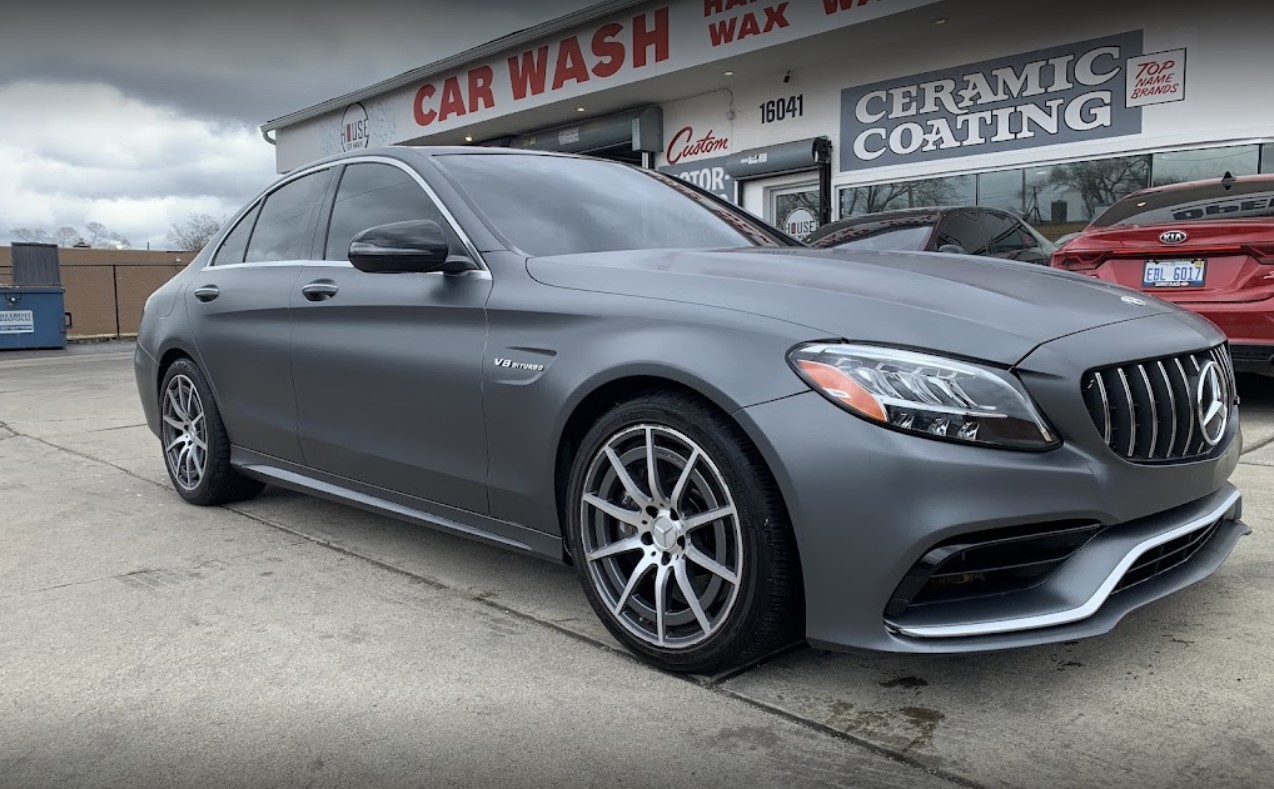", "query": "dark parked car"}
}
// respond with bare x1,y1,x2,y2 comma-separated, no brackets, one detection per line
135,148,1245,673
807,206,1056,264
